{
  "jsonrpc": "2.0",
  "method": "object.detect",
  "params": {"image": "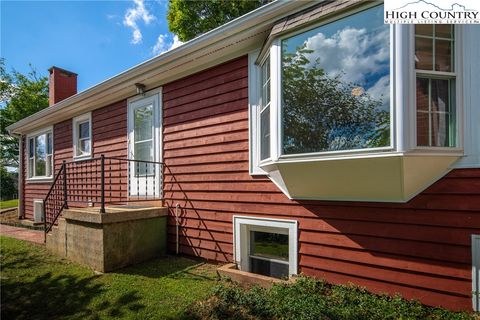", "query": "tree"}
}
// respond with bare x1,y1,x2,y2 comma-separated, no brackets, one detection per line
282,47,390,154
167,0,270,42
0,59,49,168
0,166,17,200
